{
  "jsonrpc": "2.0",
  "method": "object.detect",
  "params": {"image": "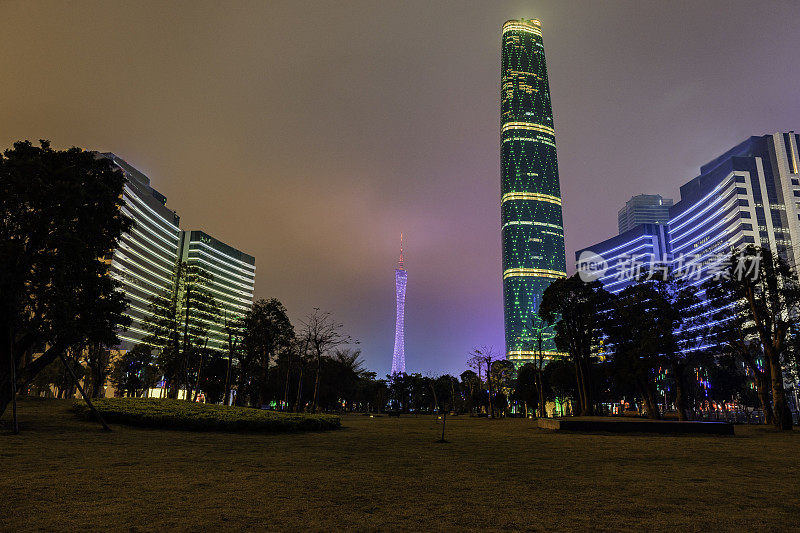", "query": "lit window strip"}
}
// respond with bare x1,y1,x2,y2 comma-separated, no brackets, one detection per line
502,191,561,206
503,268,566,280
501,122,555,136
186,255,257,289
507,351,566,359
192,240,257,271
186,251,256,285
502,23,542,36
123,186,181,238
